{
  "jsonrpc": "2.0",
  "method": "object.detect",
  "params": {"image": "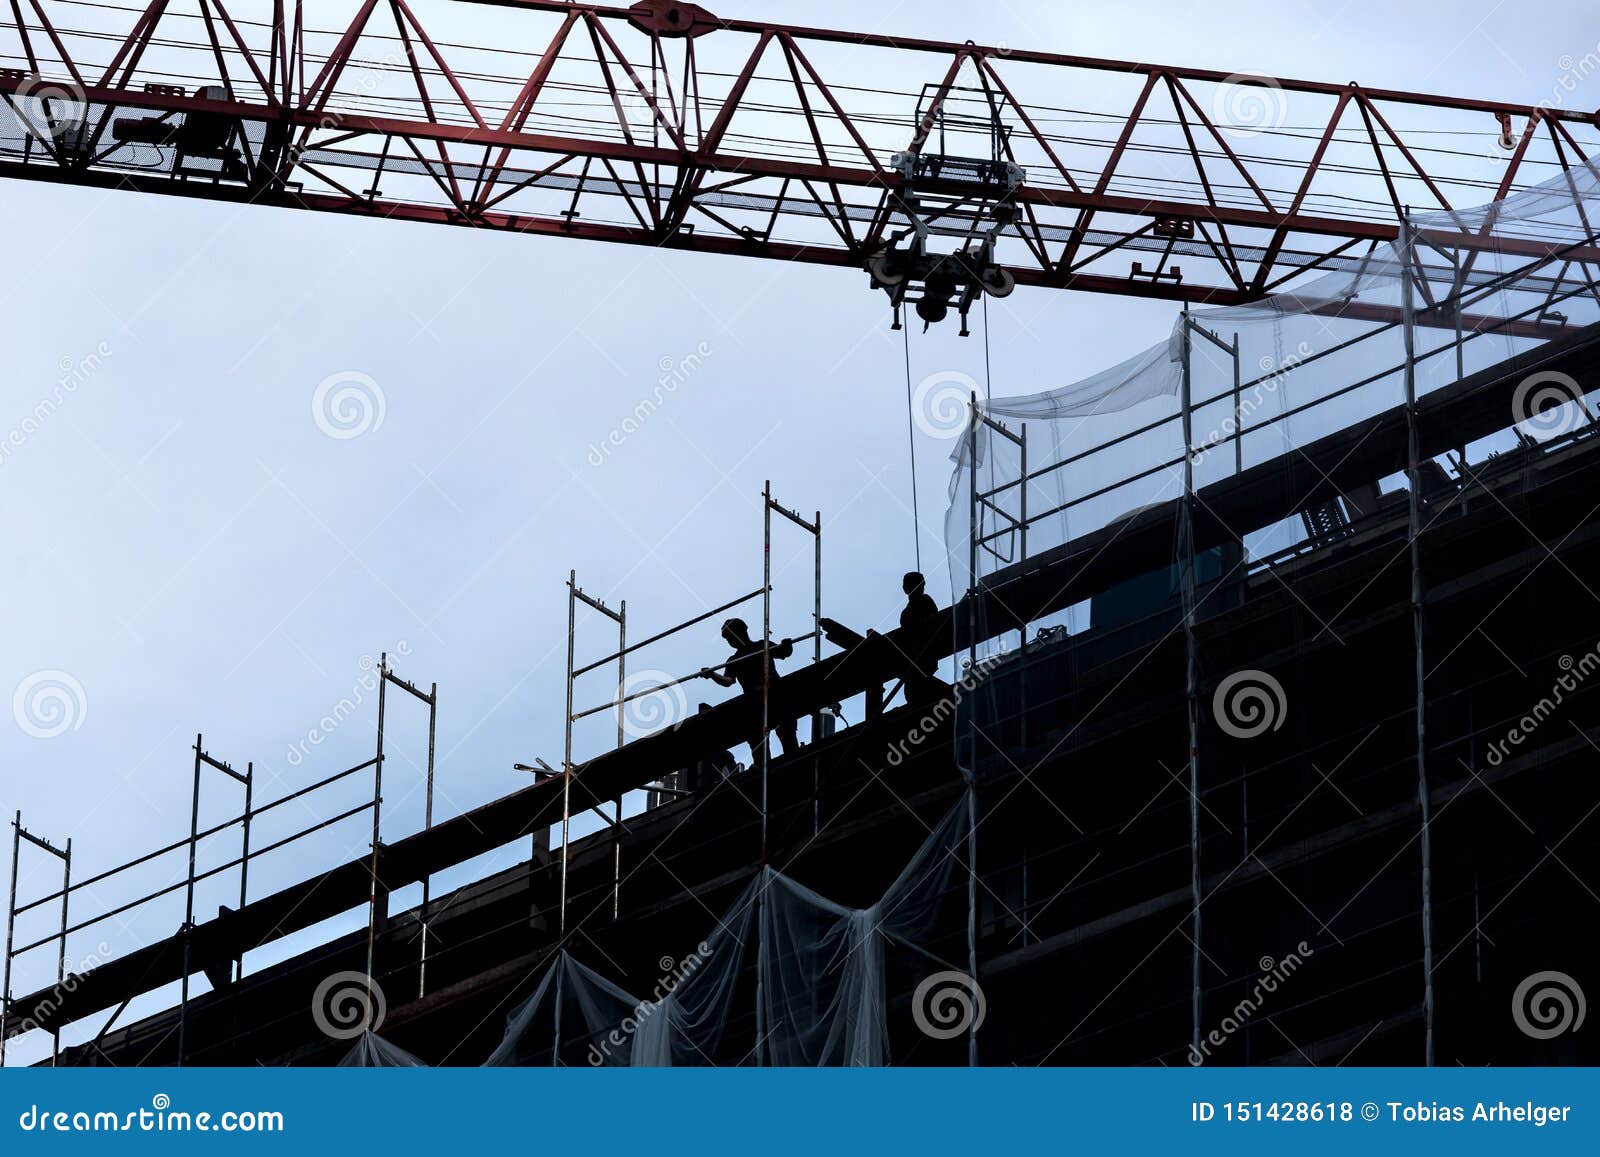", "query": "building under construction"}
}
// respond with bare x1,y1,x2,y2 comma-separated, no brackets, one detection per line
2,1,1598,1068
